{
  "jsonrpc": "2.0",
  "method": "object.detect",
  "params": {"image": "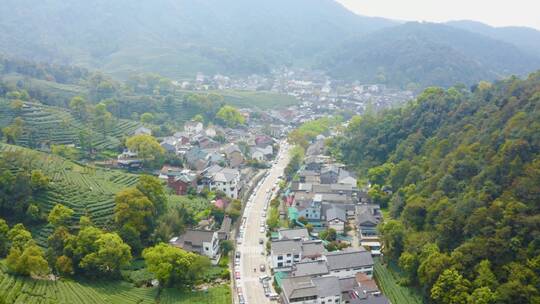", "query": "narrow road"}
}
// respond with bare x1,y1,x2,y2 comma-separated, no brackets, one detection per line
236,140,291,304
